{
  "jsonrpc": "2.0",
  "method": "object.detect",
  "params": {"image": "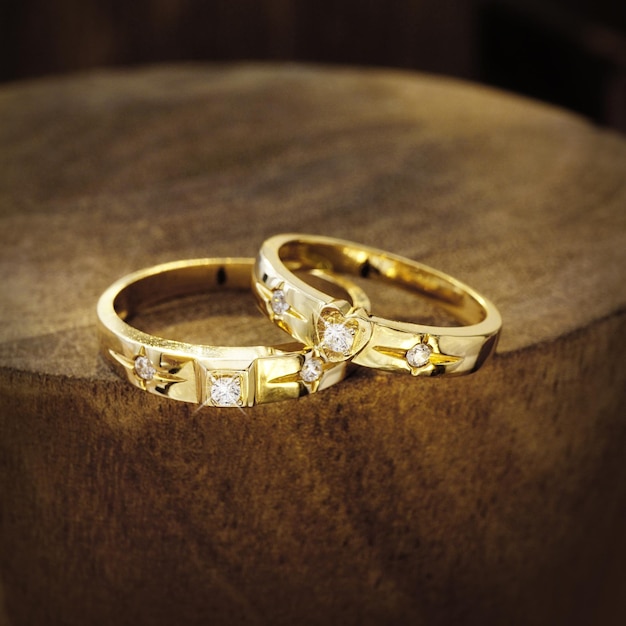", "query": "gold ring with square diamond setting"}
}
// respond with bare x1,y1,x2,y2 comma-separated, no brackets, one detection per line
97,258,369,407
